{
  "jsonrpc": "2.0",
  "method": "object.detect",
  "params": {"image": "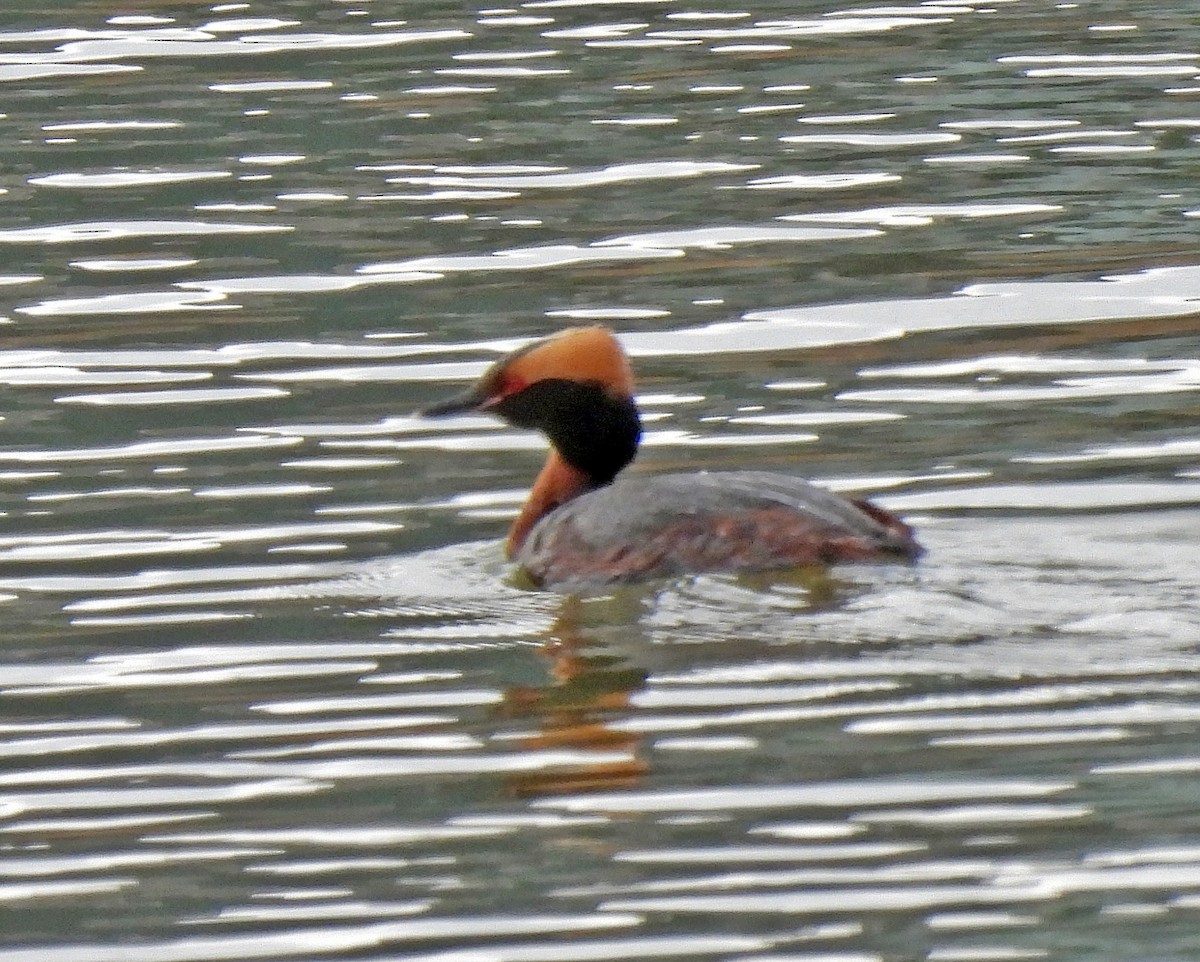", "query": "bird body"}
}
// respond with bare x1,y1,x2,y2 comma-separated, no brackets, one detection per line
515,470,918,588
